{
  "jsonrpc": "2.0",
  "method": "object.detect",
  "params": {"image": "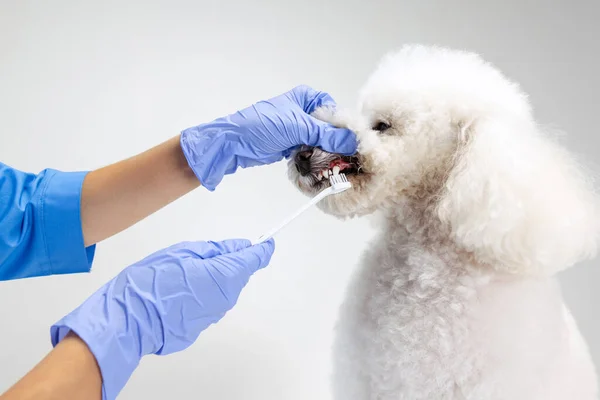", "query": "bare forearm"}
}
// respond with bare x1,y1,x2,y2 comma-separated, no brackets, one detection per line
1,333,102,400
81,135,200,246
